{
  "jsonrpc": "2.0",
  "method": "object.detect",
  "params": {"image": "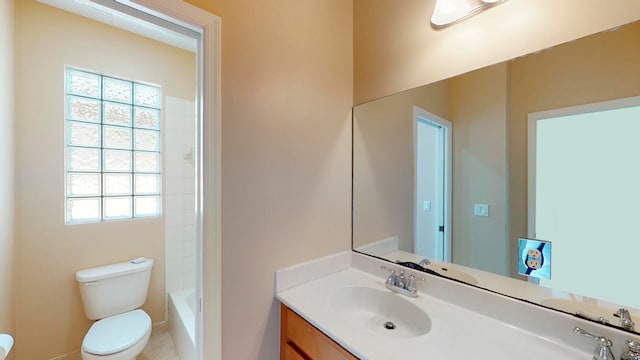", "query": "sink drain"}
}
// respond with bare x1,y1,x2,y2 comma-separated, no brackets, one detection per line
383,321,396,330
